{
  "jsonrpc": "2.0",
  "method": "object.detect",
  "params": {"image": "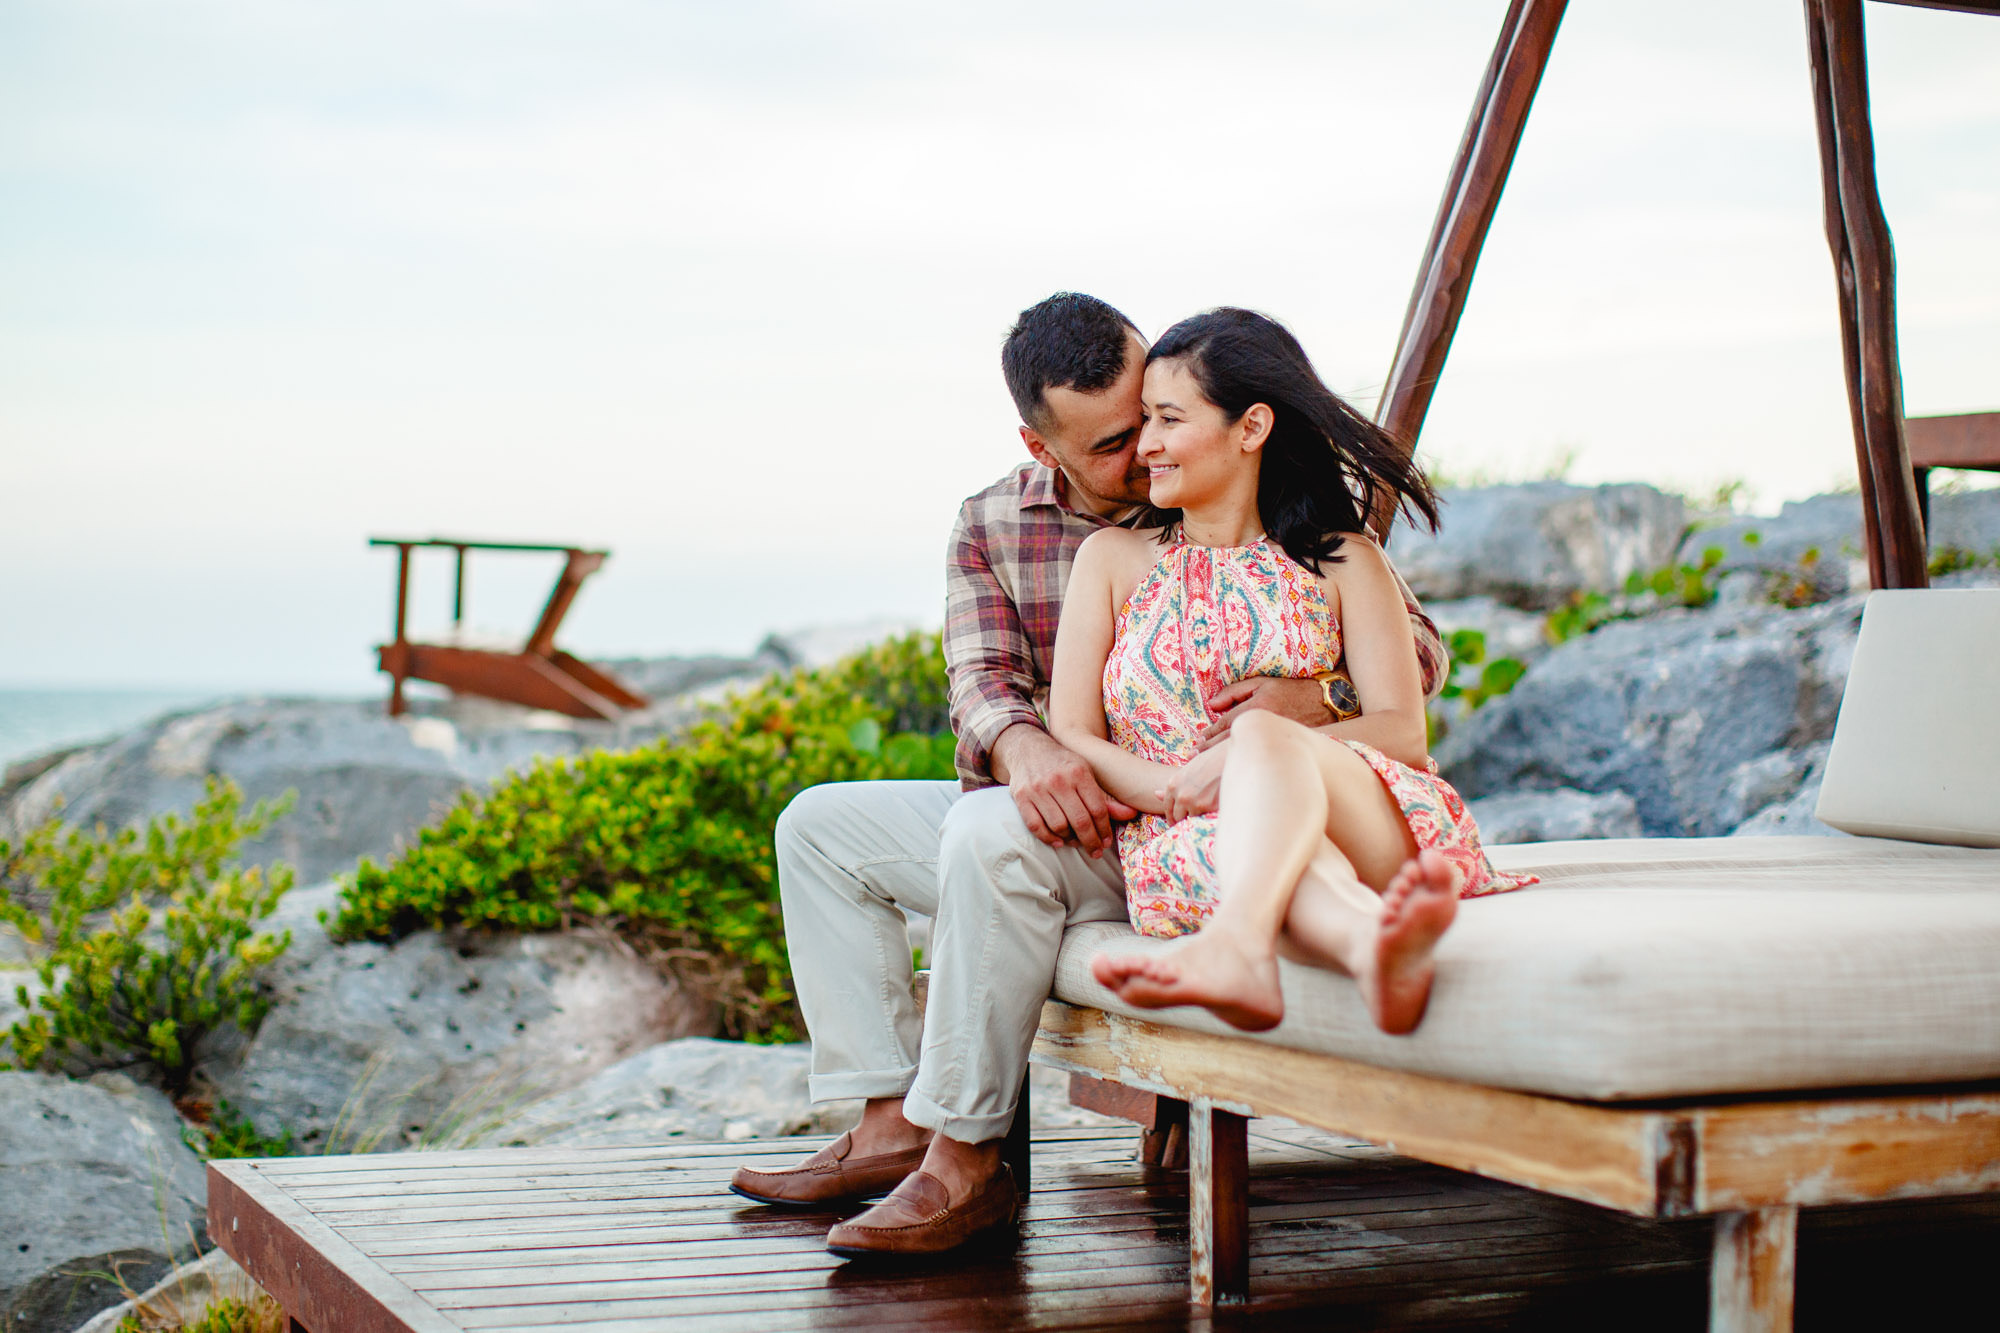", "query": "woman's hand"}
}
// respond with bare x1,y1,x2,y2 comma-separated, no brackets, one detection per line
1158,739,1229,824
